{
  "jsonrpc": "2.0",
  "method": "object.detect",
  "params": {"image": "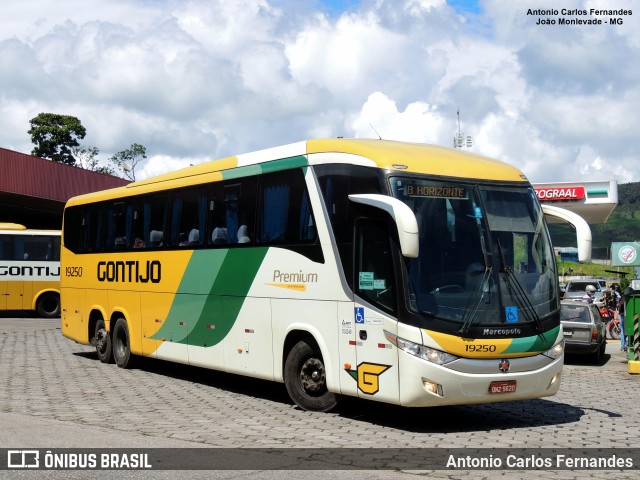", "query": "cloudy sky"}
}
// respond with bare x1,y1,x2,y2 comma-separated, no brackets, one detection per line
1,0,638,183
